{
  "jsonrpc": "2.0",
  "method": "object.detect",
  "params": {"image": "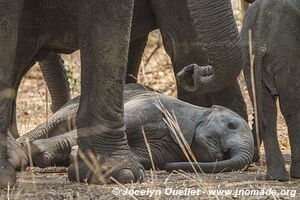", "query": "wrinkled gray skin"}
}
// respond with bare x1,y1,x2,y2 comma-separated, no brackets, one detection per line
241,0,300,181
9,51,71,139
12,84,254,174
0,0,243,186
